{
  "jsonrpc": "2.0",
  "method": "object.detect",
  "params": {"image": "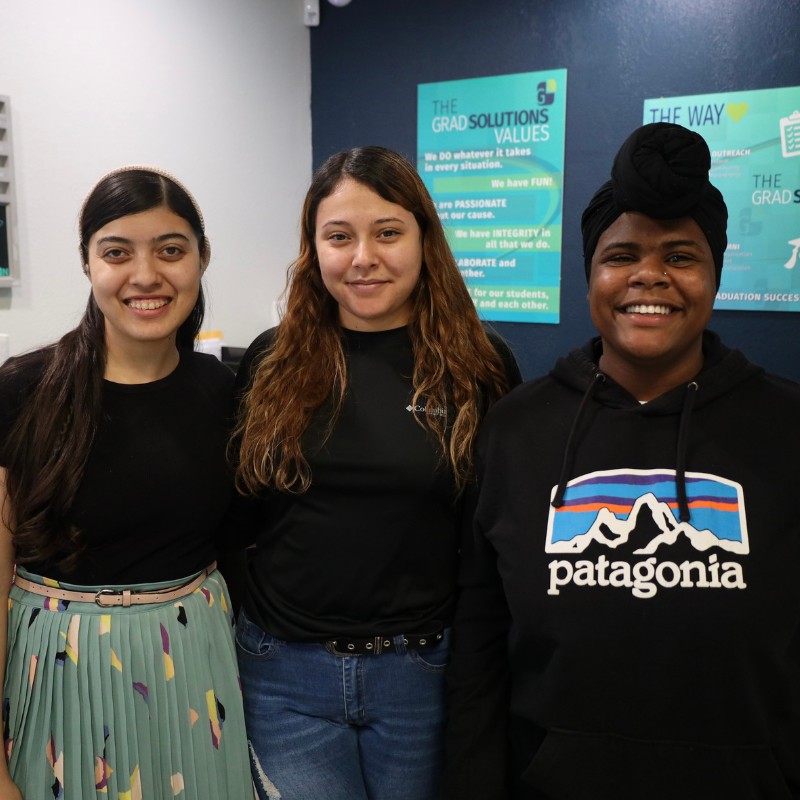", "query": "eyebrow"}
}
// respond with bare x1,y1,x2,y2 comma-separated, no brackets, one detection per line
319,216,406,227
95,233,191,246
599,238,704,253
